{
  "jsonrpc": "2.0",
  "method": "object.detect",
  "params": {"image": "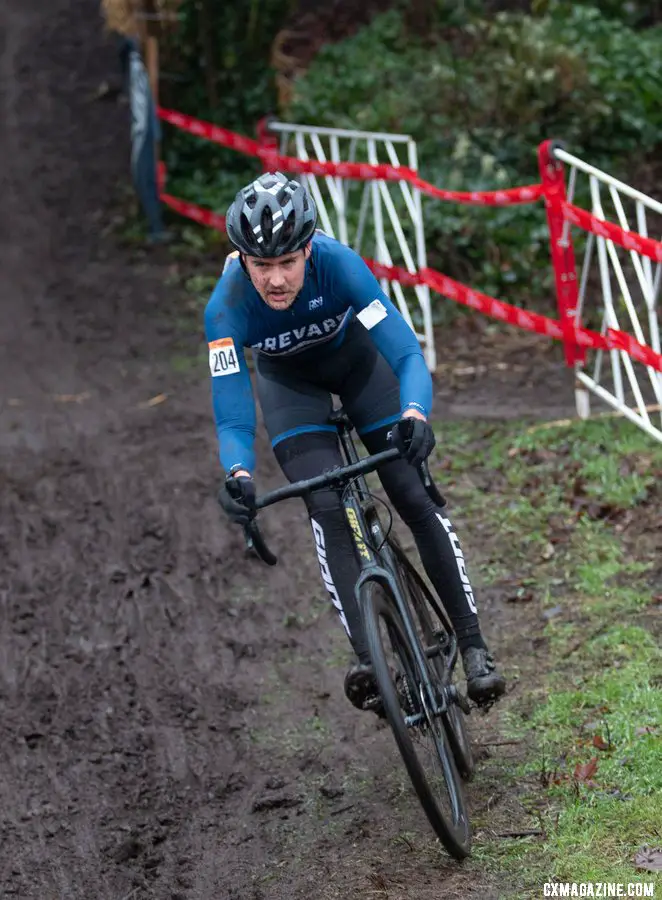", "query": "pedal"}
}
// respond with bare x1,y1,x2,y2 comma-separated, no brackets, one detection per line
432,628,451,652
